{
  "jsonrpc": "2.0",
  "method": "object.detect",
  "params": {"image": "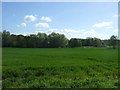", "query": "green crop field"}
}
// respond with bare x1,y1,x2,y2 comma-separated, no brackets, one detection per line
2,47,118,88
